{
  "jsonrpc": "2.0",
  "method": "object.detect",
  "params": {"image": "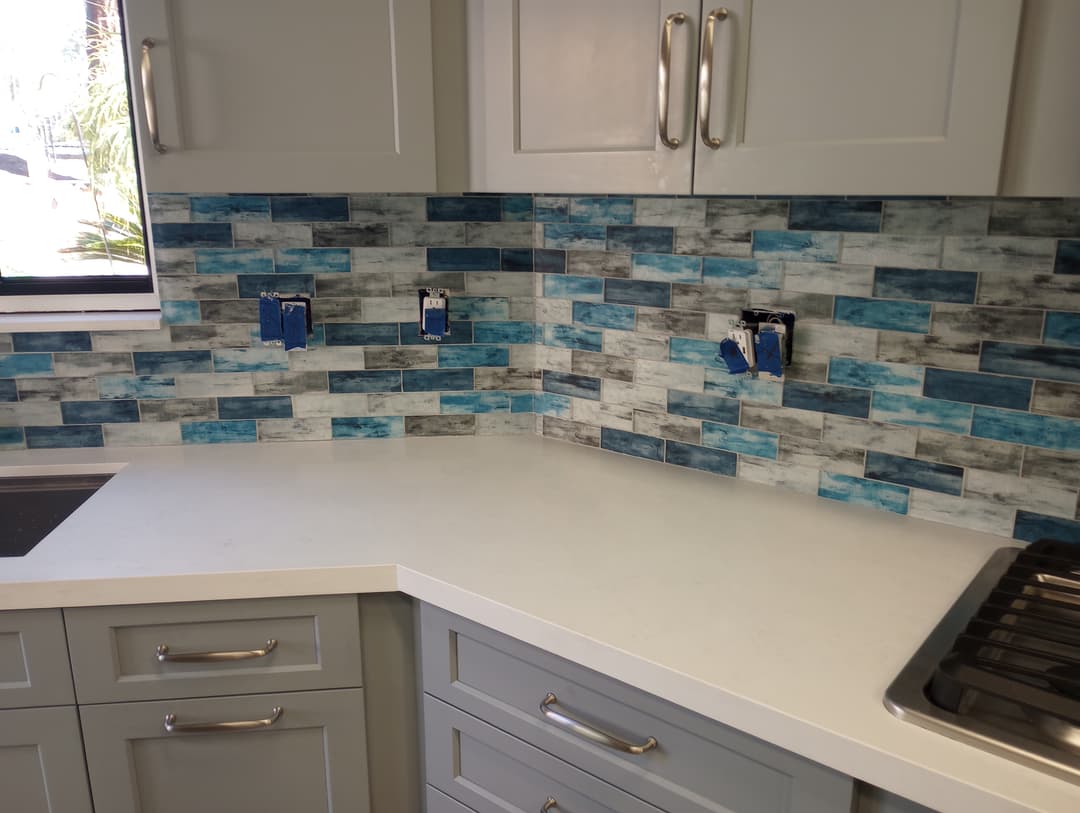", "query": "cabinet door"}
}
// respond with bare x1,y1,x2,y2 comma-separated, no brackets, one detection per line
467,0,699,193
80,688,370,813
0,609,75,709
692,0,1021,195
0,707,94,813
123,0,437,192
